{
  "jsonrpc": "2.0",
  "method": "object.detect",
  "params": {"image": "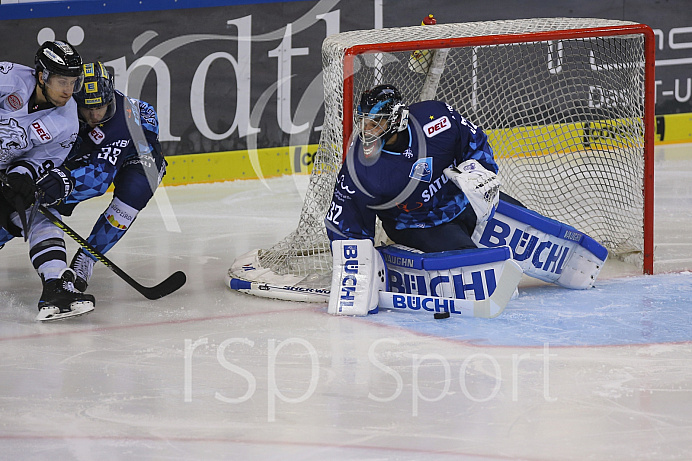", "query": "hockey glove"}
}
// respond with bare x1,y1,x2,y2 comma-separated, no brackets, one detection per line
444,160,501,223
2,171,37,209
36,166,74,206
